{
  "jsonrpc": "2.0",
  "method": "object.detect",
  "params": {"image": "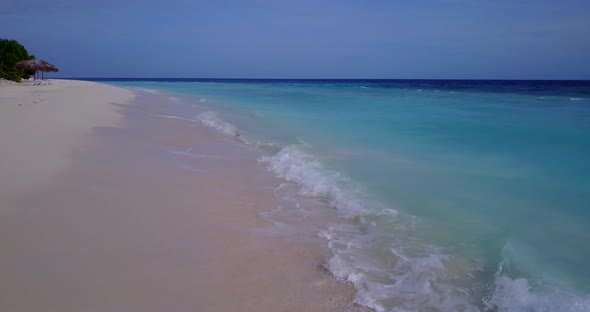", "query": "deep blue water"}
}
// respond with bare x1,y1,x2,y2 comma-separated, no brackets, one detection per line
89,79,590,312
